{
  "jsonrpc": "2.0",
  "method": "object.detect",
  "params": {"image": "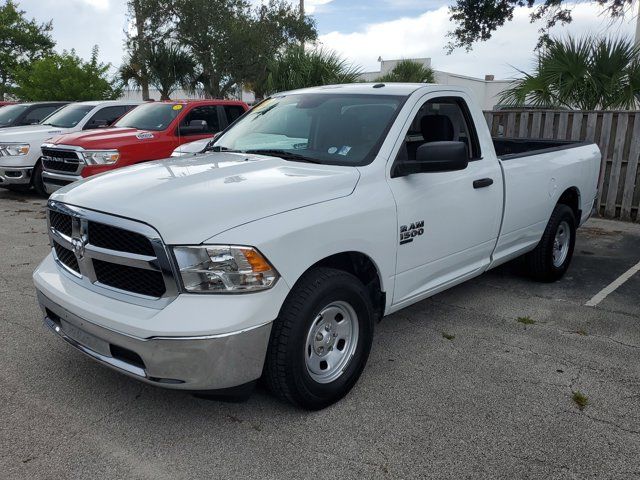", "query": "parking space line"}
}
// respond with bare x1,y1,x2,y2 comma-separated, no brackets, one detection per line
585,260,640,307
